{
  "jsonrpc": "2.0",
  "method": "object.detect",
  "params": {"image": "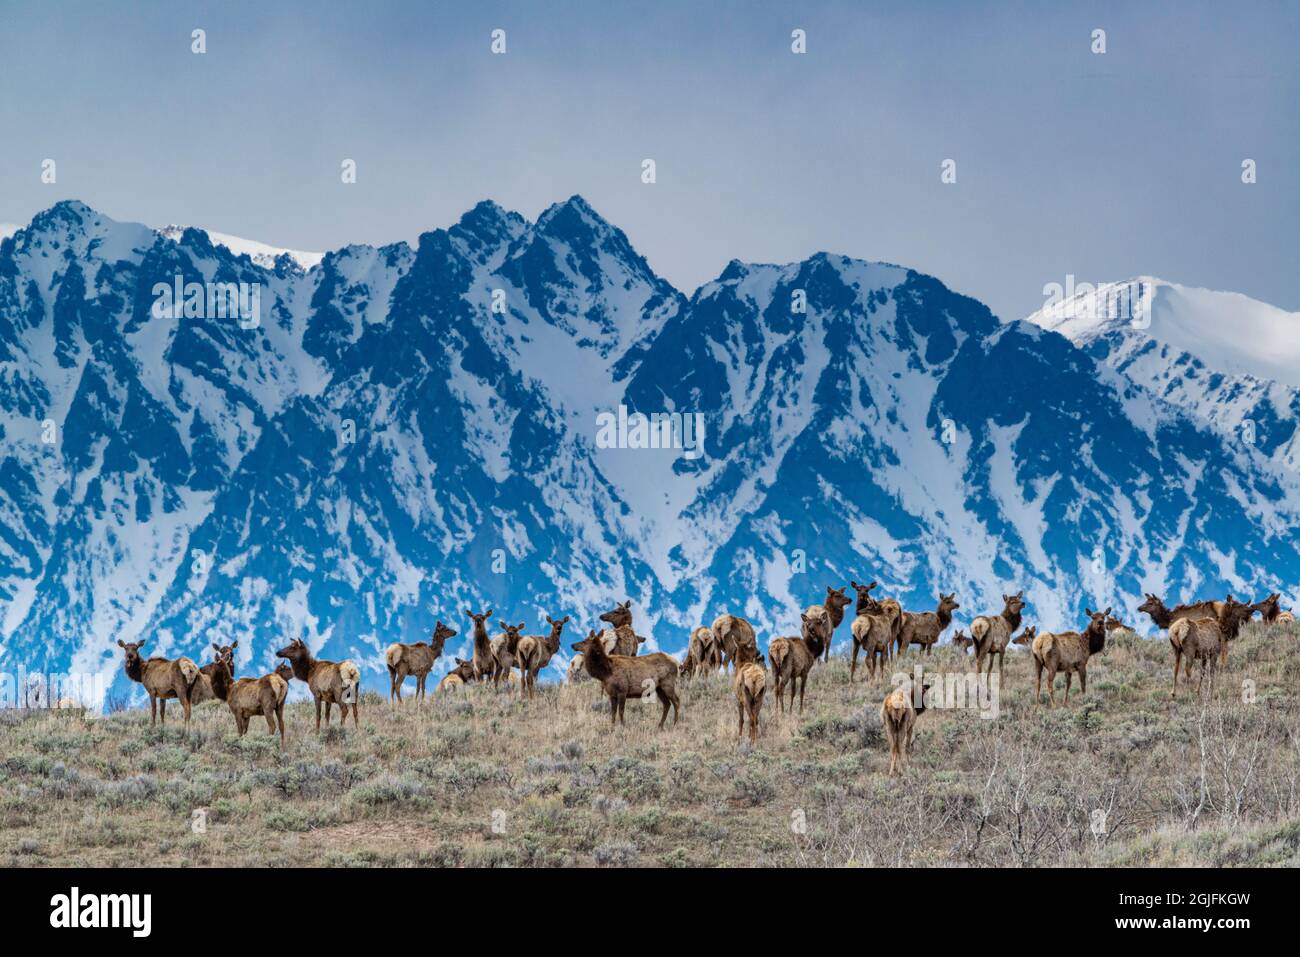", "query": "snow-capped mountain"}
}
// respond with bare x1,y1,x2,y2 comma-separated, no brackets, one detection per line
2,200,1297,705
156,224,324,271
1026,278,1300,472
